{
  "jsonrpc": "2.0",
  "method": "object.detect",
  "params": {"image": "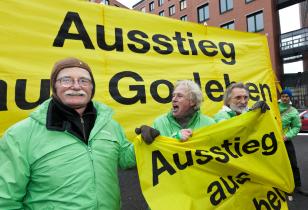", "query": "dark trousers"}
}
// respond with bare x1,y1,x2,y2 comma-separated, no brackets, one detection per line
285,140,301,187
